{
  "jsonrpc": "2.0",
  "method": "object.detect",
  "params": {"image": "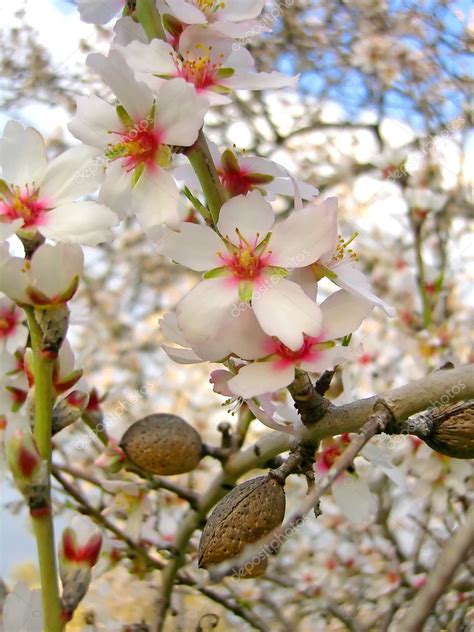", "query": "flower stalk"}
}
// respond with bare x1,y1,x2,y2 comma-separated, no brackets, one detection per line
25,306,63,632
